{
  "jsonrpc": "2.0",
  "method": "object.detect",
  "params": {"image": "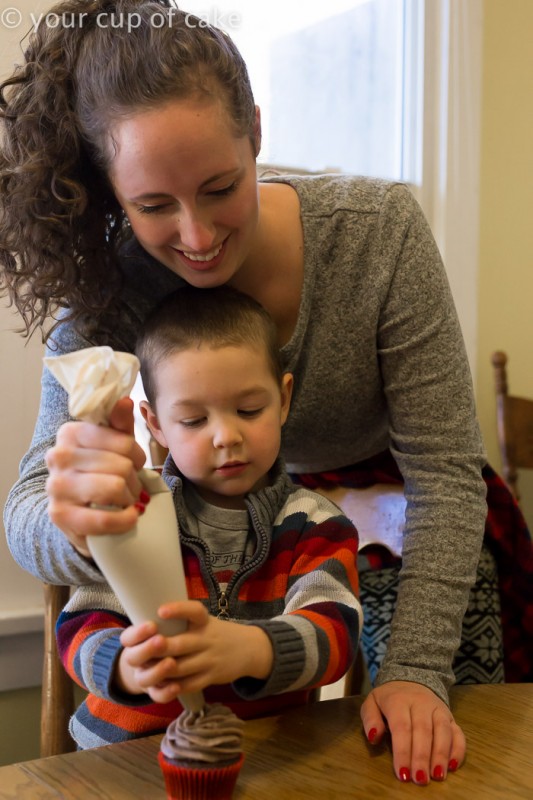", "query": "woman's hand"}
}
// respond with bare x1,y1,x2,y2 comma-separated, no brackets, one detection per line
116,600,274,703
360,681,465,785
45,398,147,556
